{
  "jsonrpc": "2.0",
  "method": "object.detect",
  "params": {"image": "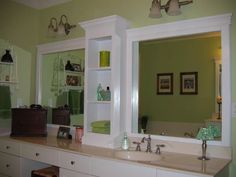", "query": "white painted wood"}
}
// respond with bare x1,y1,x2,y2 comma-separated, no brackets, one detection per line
91,157,156,177
36,37,85,104
157,168,210,177
60,168,95,177
0,139,20,156
80,15,130,148
125,14,232,150
20,143,59,166
0,152,21,177
59,151,91,174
